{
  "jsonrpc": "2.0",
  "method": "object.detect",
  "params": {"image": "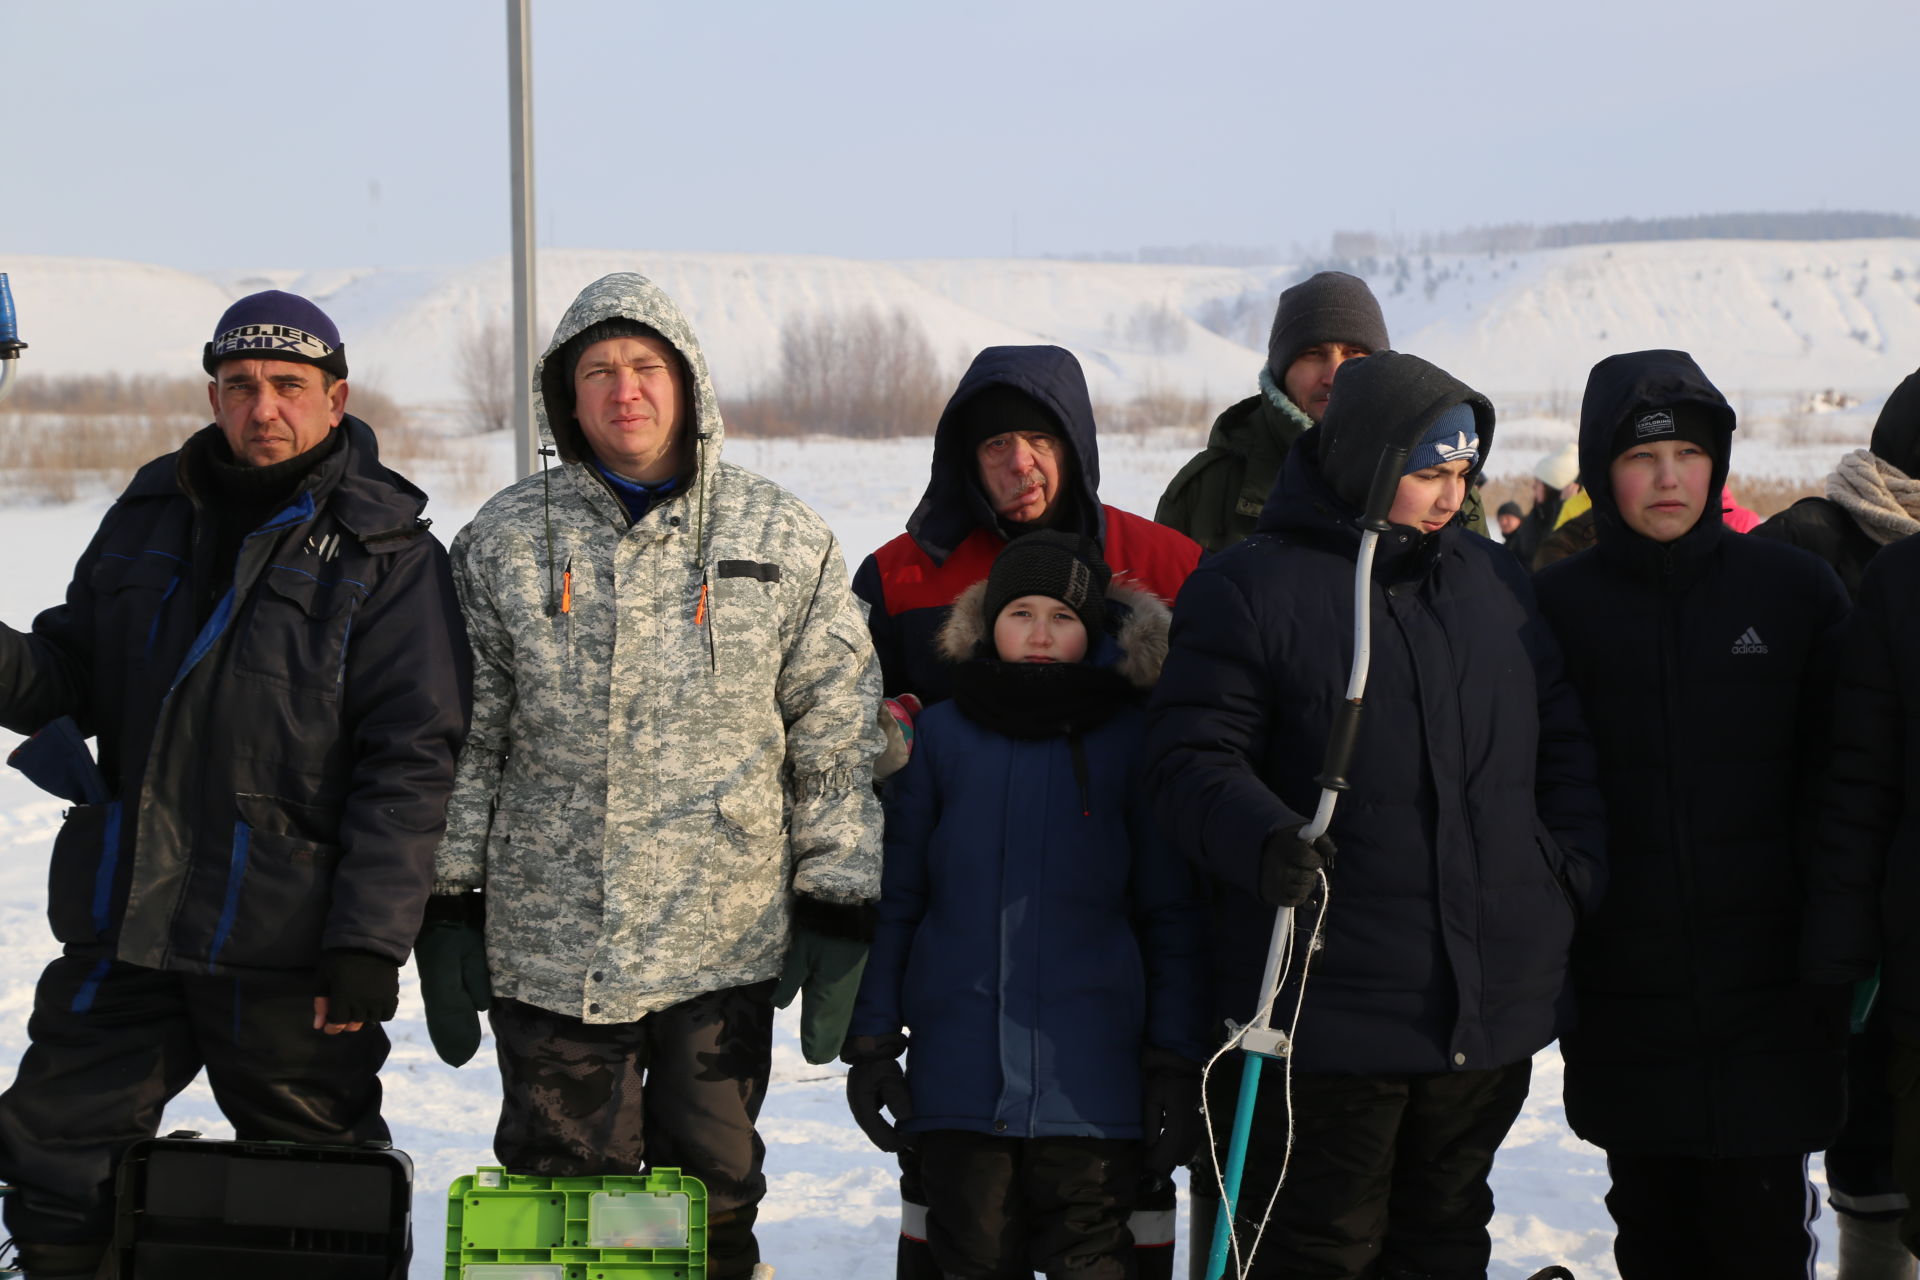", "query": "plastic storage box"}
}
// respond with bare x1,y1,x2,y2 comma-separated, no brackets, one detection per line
445,1167,706,1280
112,1134,412,1279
